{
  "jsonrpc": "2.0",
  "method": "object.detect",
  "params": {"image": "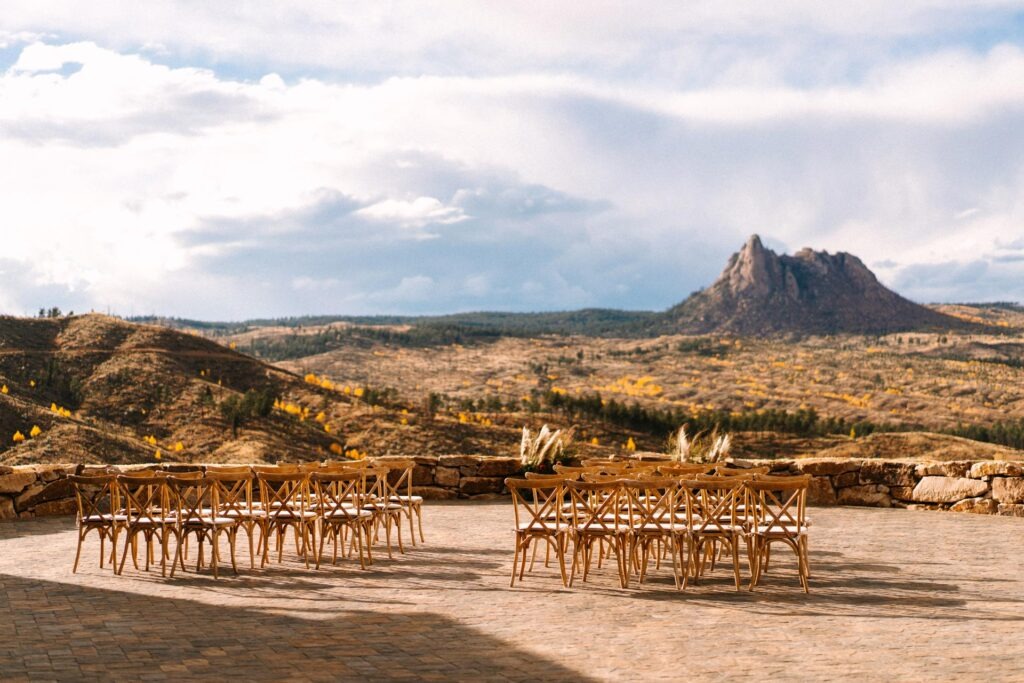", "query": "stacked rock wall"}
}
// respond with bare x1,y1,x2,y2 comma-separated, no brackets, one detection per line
739,458,1024,516
1,457,1023,519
